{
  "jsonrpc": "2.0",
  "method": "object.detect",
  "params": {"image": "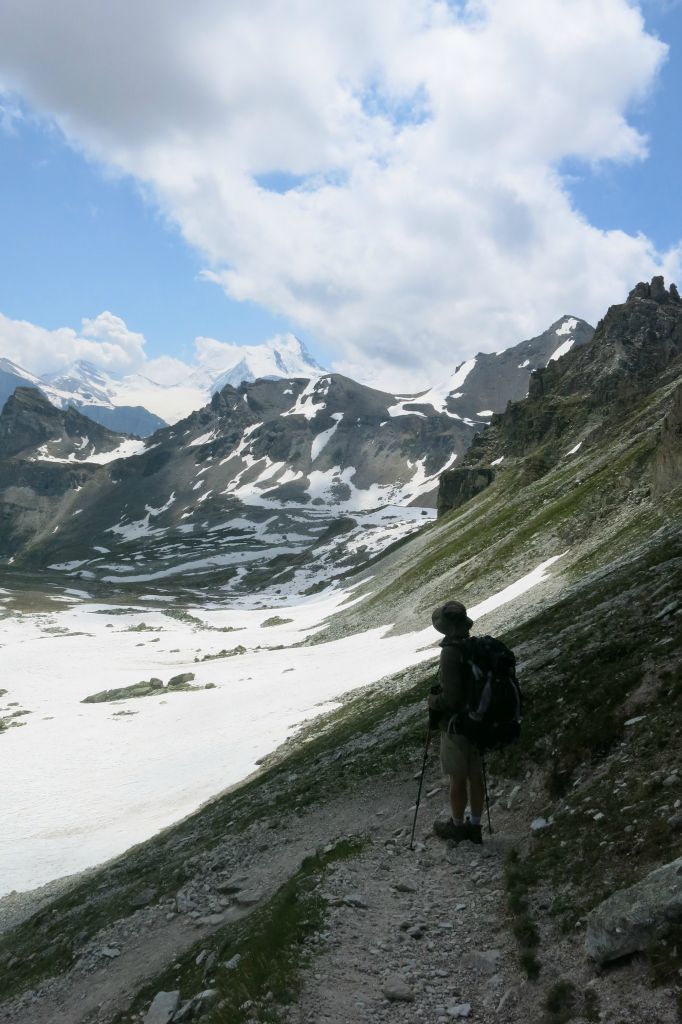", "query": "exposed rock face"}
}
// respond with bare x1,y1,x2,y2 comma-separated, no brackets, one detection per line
465,277,682,467
0,388,129,460
431,314,593,422
0,390,131,558
652,382,682,496
437,466,495,516
529,275,682,408
585,856,682,964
